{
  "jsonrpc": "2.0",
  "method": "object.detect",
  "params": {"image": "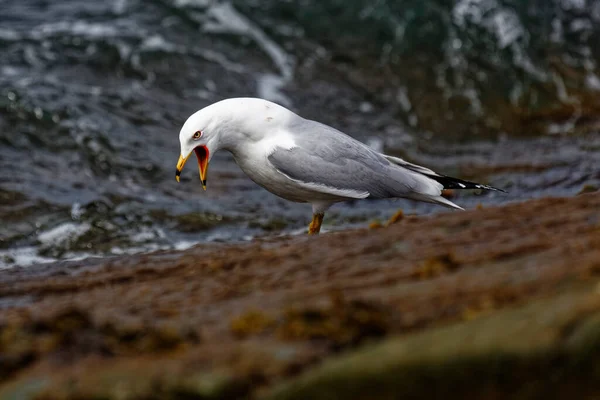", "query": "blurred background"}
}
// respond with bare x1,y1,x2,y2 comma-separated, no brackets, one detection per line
1,0,599,268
